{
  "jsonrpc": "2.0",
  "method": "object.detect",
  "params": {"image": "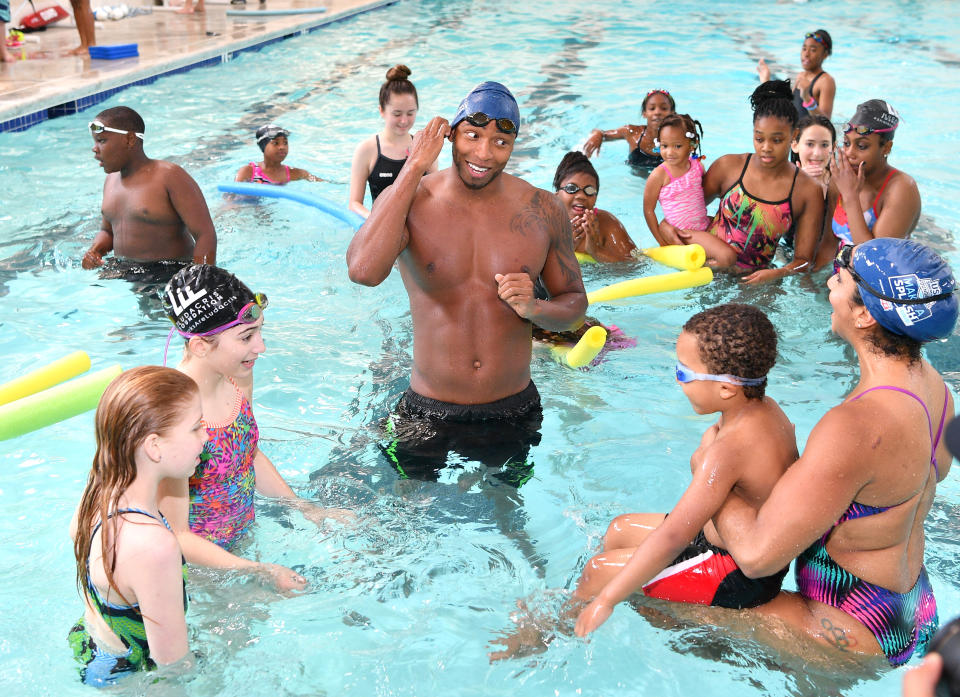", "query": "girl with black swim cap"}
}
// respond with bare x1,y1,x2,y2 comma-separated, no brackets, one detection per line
234,124,322,186
813,99,922,270
348,65,438,217
581,89,676,172
158,264,354,592
757,29,836,119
